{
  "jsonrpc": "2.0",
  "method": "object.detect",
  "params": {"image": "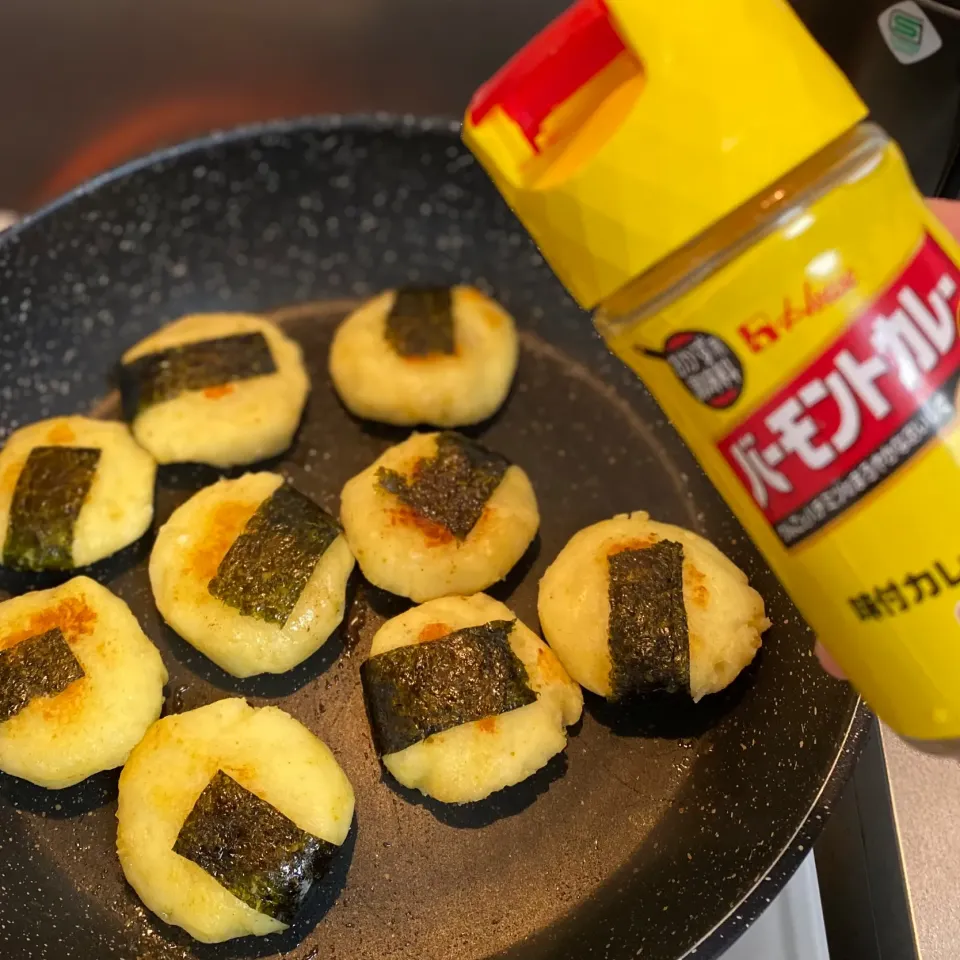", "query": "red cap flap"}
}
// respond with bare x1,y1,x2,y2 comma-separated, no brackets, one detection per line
467,0,625,153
